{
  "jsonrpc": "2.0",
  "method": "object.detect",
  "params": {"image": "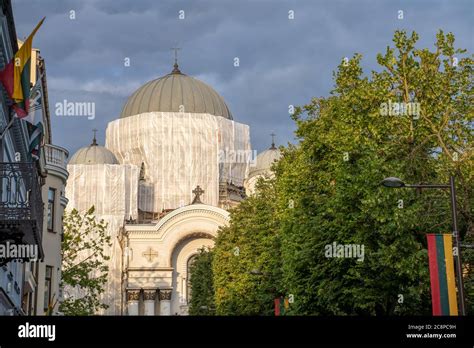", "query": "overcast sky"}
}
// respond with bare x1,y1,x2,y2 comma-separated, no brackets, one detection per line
10,0,474,156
